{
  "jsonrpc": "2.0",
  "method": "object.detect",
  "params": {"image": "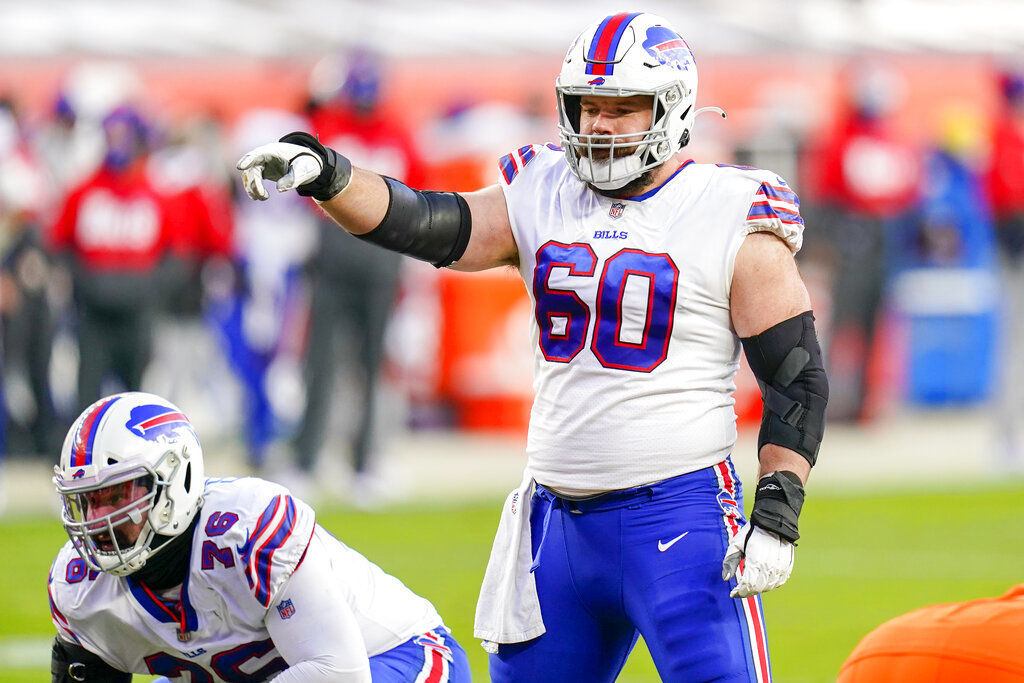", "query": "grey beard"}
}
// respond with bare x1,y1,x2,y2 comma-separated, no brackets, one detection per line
591,169,656,199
